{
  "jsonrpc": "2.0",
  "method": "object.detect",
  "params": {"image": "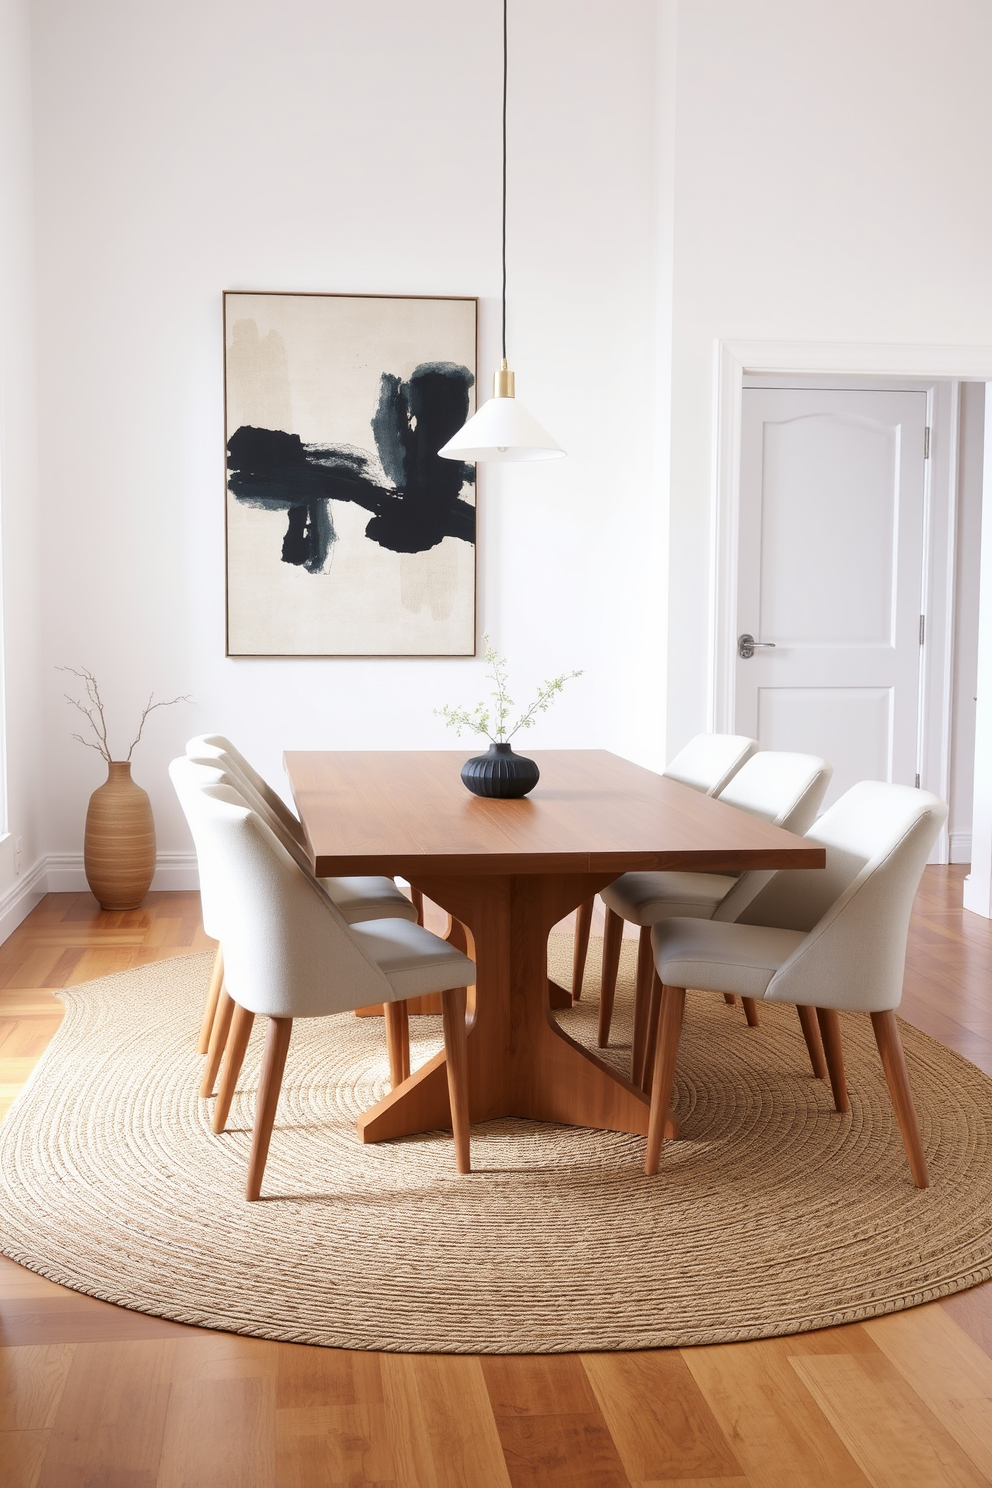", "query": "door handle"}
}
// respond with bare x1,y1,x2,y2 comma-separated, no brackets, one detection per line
738,633,777,660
